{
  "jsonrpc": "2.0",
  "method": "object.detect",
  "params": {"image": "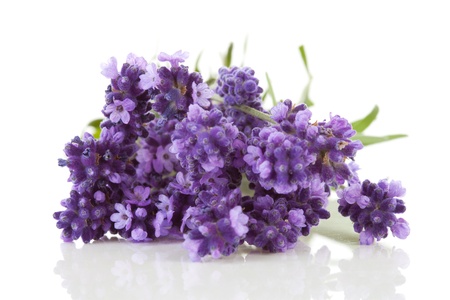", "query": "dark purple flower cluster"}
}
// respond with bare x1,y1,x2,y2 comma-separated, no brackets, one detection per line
215,66,268,136
54,50,409,261
337,179,410,244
